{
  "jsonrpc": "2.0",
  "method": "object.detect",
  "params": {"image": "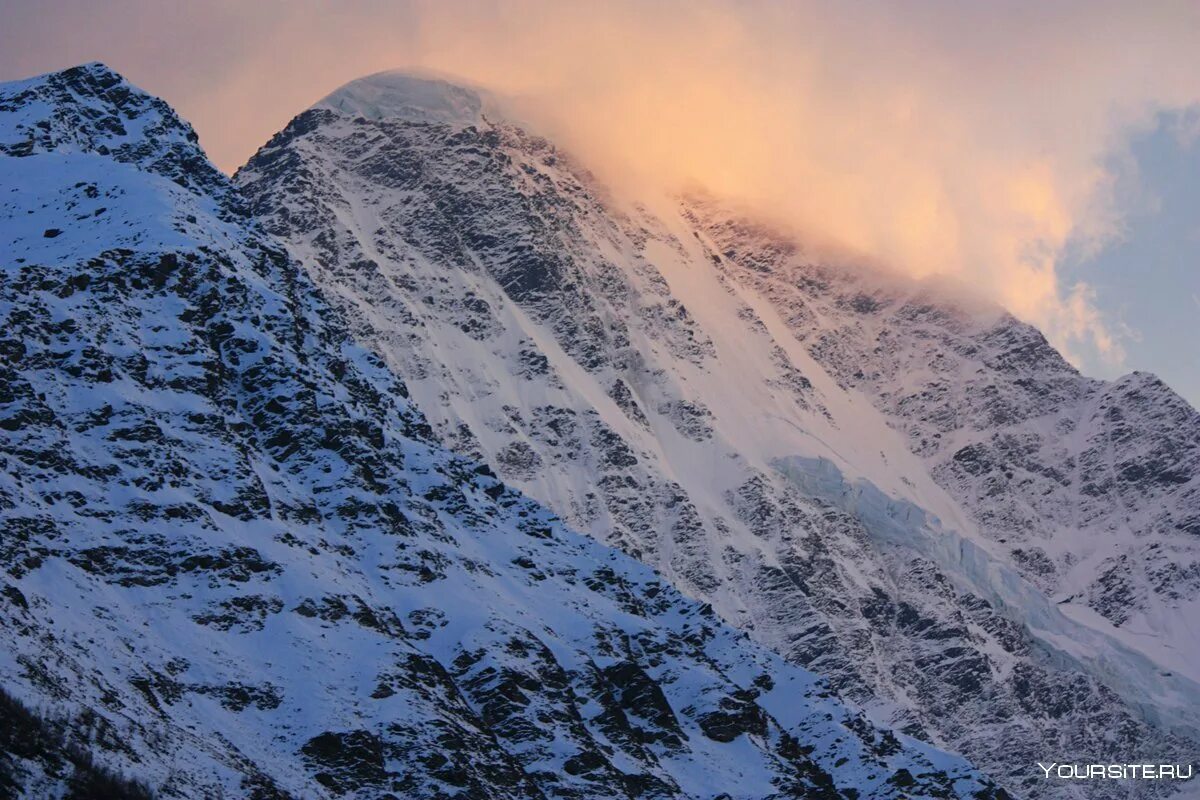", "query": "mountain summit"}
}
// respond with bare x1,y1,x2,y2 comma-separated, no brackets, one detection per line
315,70,492,127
